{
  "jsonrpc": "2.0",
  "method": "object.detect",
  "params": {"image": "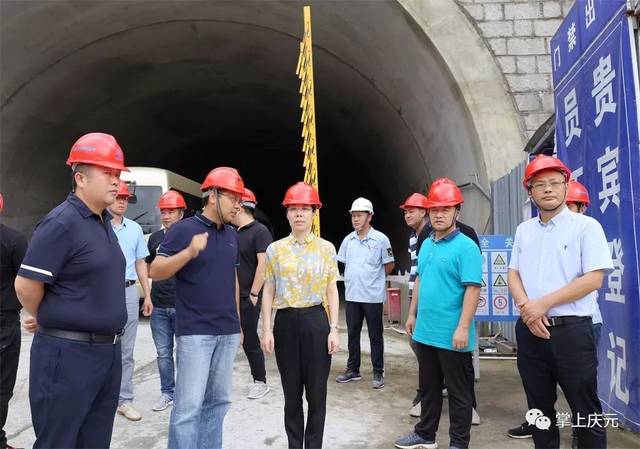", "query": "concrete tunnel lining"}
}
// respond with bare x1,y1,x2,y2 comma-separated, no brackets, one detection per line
1,1,509,269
